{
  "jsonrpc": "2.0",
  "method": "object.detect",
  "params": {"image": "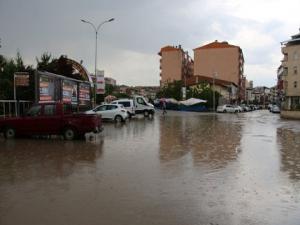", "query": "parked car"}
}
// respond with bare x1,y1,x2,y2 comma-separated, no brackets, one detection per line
217,104,238,113
0,103,103,140
86,104,128,122
268,104,273,110
244,106,251,112
269,104,278,112
111,99,135,118
271,105,280,113
235,105,243,113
